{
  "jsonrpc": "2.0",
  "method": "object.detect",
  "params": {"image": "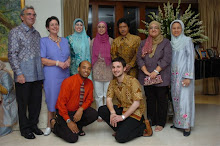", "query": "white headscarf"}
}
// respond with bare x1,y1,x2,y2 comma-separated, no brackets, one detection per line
170,20,190,51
